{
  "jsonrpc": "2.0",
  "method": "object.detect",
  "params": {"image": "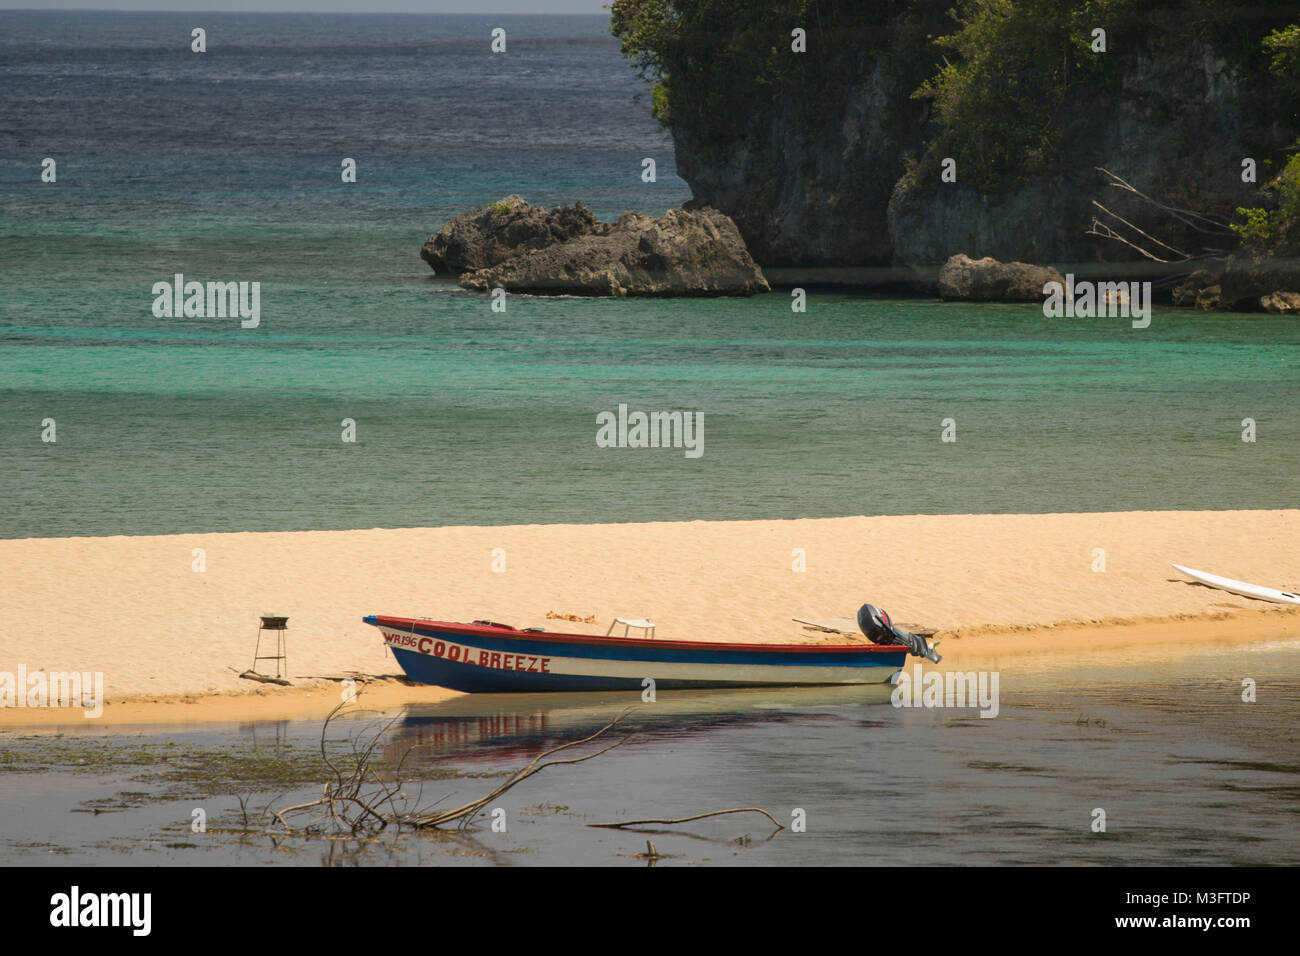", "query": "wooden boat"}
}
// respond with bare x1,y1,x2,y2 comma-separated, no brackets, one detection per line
363,615,909,693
